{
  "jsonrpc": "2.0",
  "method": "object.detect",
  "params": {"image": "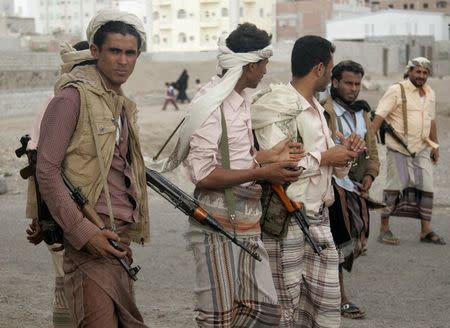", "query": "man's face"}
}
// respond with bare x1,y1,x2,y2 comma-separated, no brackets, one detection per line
408,66,429,87
246,58,268,89
332,71,362,103
90,32,140,91
316,58,333,92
